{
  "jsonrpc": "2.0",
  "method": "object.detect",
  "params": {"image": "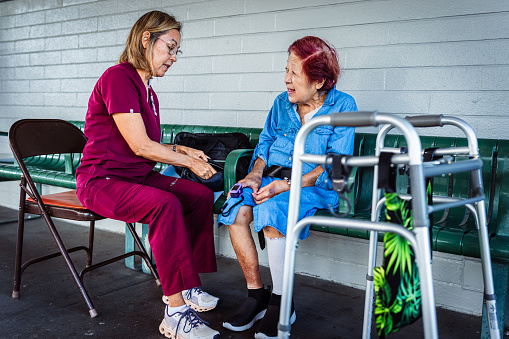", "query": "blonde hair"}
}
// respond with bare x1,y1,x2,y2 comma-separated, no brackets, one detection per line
119,11,182,77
